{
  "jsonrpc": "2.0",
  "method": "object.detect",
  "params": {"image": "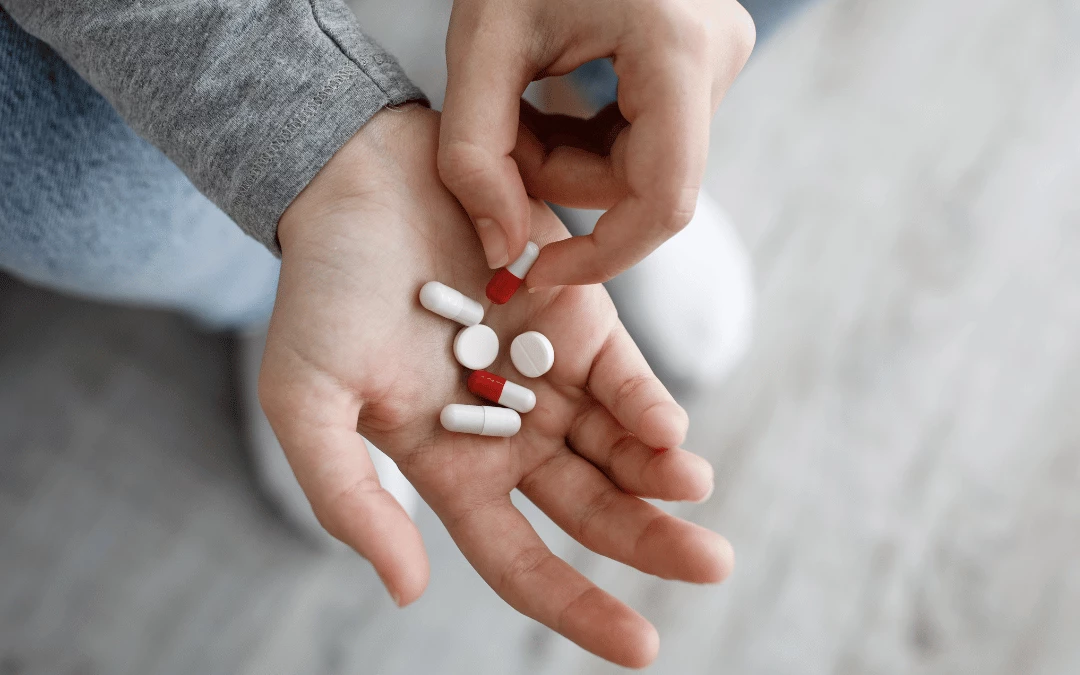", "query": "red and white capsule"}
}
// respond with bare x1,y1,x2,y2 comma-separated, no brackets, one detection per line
467,370,536,414
486,241,540,304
